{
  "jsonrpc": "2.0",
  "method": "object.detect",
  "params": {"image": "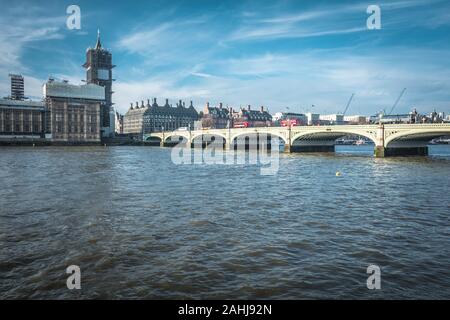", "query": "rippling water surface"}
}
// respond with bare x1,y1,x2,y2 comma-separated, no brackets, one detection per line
1,145,450,299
